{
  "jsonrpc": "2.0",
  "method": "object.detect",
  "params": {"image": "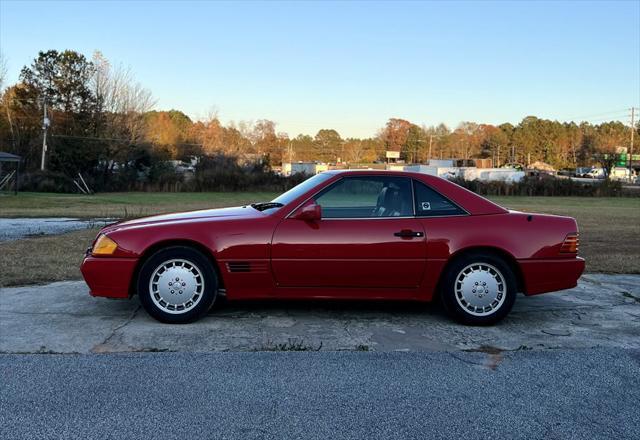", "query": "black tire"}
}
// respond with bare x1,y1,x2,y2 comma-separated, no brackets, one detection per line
137,246,218,324
440,252,517,325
